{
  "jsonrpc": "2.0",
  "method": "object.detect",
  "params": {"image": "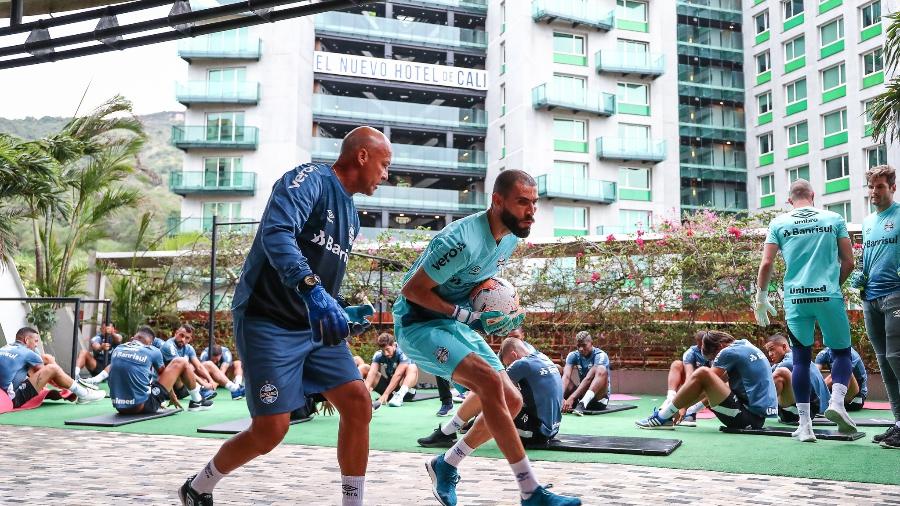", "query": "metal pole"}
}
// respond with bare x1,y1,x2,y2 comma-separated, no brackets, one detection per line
378,261,384,327
10,0,23,26
70,299,81,378
209,214,218,354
